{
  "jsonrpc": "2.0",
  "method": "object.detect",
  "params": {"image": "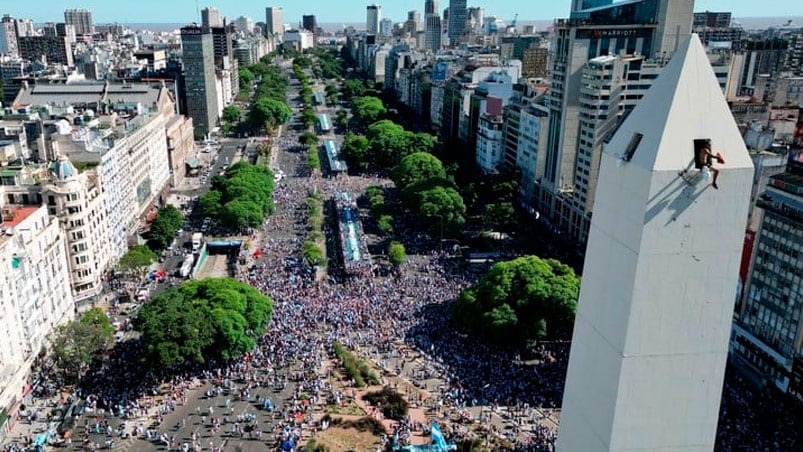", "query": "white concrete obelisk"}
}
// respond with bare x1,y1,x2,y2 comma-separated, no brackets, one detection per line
556,34,754,452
